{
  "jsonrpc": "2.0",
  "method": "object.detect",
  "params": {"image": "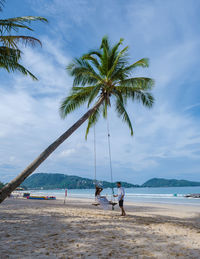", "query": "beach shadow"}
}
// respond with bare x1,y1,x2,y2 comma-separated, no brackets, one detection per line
1,199,200,258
